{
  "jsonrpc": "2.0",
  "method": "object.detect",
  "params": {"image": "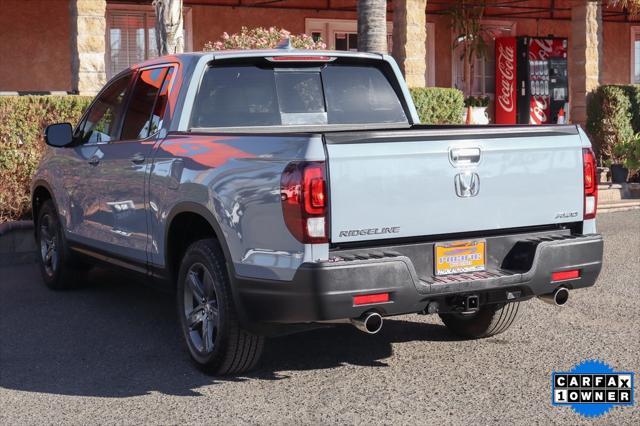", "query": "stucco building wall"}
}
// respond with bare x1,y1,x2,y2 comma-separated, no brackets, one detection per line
0,0,72,92
0,1,636,92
